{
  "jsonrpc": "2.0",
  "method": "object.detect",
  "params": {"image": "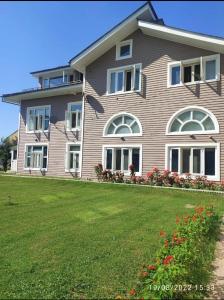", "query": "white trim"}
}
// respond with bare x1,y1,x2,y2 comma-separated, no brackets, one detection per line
26,105,51,133
138,20,224,53
116,39,133,60
65,142,81,173
103,112,143,137
70,3,155,69
66,101,82,131
102,144,142,176
24,143,49,171
165,143,220,181
167,54,220,88
166,106,219,135
80,68,86,178
106,63,142,95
